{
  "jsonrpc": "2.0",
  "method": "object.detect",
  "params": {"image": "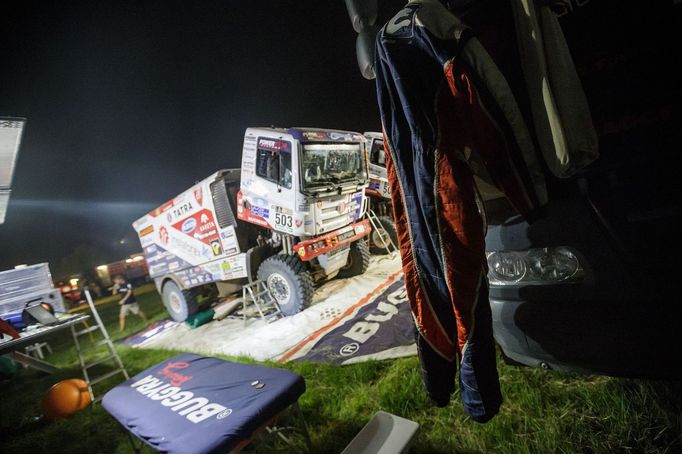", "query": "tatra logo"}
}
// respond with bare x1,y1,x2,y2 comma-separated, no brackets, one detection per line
130,374,229,424
158,361,193,386
171,202,194,220
194,188,203,206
